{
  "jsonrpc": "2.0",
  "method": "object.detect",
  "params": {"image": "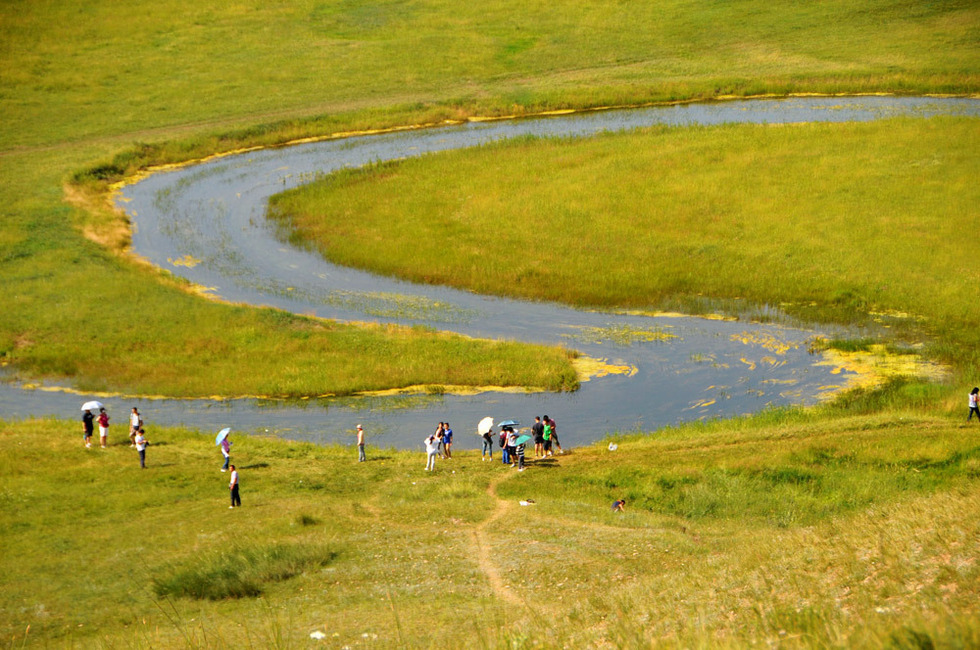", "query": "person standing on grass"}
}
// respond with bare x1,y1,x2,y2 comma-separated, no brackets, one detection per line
545,415,563,455
434,422,445,458
443,422,453,459
229,465,241,508
129,407,142,447
542,417,553,456
515,437,526,472
135,427,148,469
356,424,366,462
220,436,232,472
82,409,95,448
482,428,494,461
969,388,980,422
424,433,440,471
97,408,109,449
506,429,518,468
531,416,545,458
